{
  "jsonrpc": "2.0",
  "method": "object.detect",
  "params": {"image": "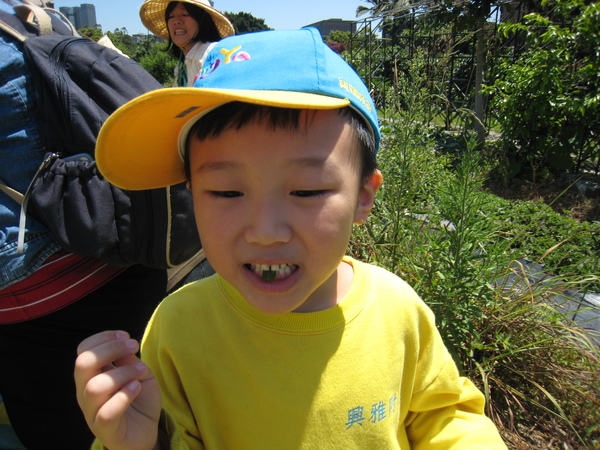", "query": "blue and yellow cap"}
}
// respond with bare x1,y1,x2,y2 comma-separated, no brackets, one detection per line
97,27,379,190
